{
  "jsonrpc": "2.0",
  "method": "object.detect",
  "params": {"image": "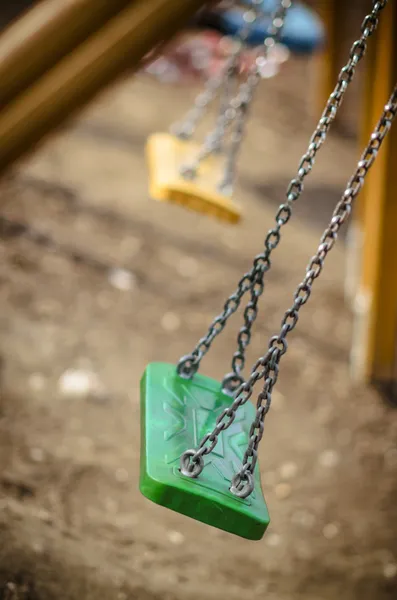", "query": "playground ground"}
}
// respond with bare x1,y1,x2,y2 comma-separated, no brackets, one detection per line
0,55,396,600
